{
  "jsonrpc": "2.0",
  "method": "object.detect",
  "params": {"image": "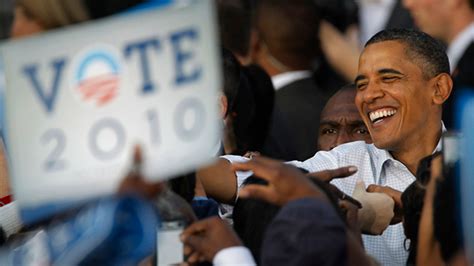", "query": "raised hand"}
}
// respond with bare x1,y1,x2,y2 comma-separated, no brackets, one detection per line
232,156,326,206
307,165,358,182
180,217,242,264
